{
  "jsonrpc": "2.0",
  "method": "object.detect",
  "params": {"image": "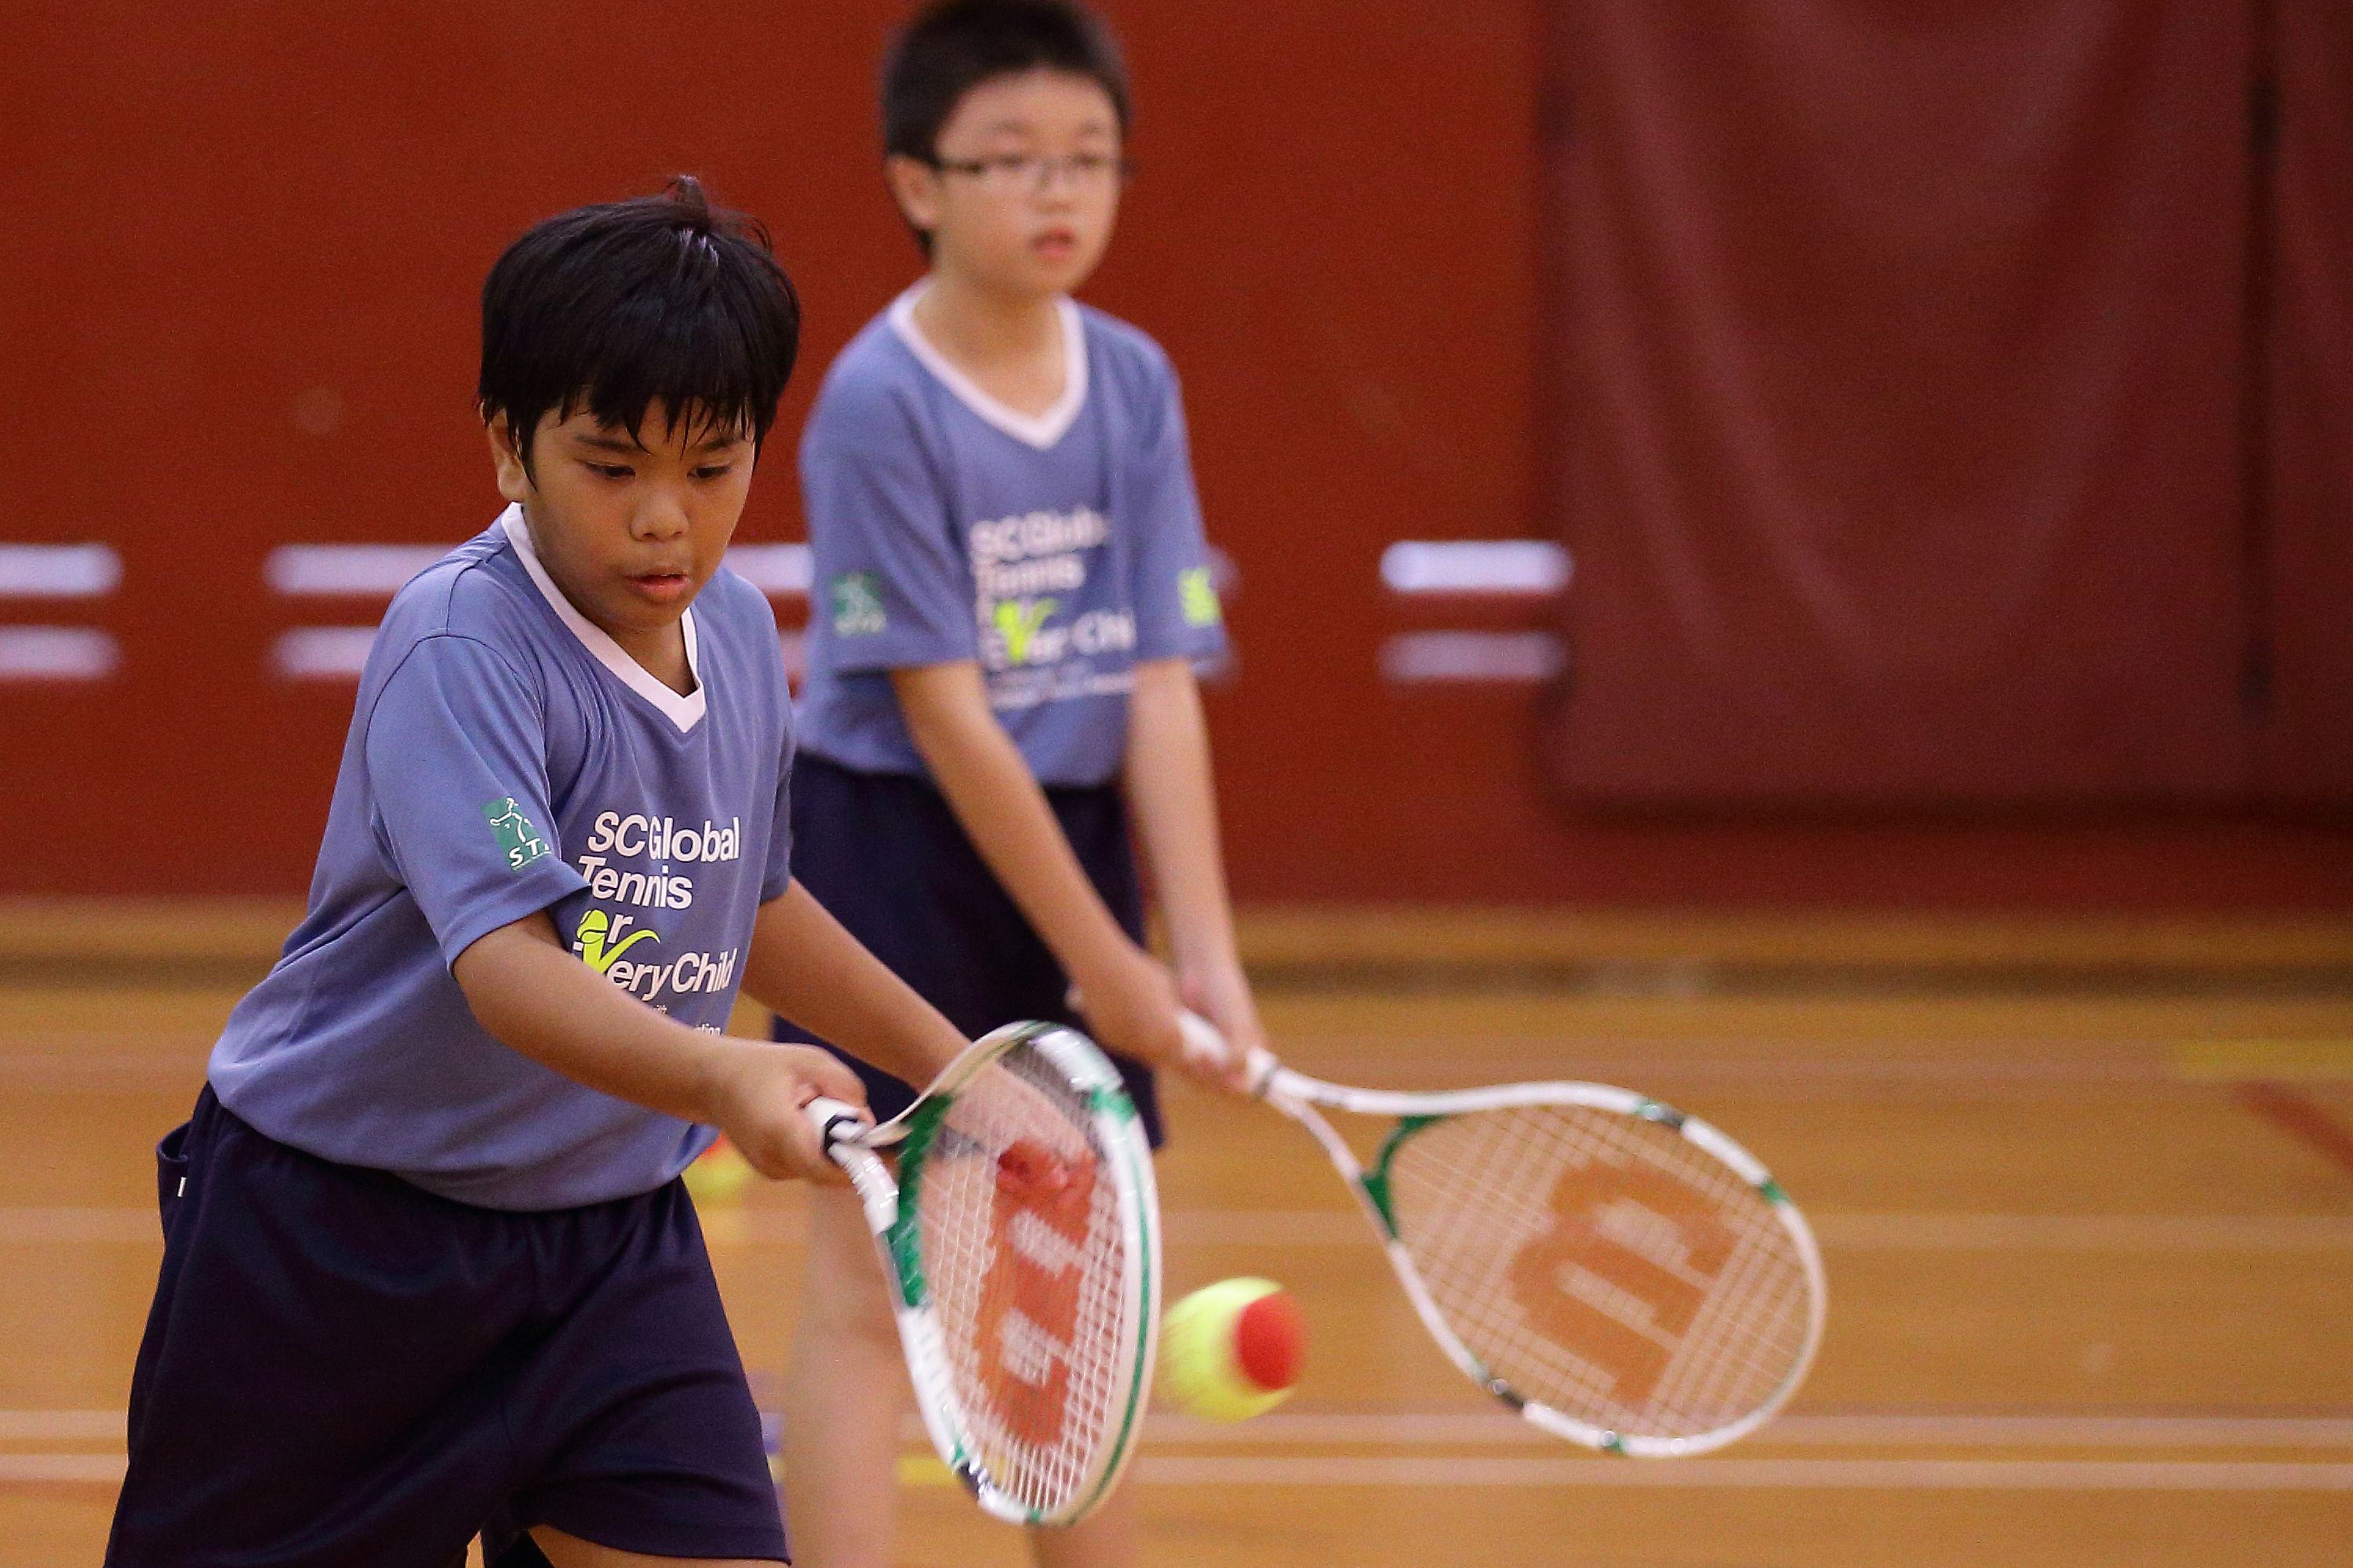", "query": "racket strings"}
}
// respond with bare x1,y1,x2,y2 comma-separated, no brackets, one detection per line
915,1046,1136,1514
1656,1169,1810,1429
1383,1103,1811,1440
